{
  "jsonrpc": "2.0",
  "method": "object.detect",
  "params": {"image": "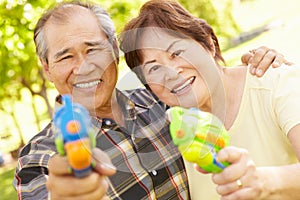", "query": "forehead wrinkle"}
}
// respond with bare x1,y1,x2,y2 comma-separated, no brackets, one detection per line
48,4,92,25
